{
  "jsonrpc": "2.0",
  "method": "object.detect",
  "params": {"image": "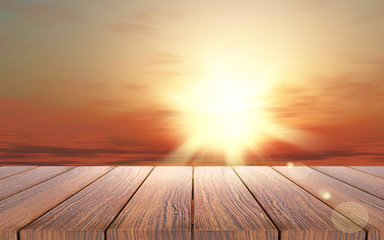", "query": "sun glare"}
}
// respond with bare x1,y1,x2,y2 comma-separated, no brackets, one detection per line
158,58,283,164
179,78,269,153
157,55,311,165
